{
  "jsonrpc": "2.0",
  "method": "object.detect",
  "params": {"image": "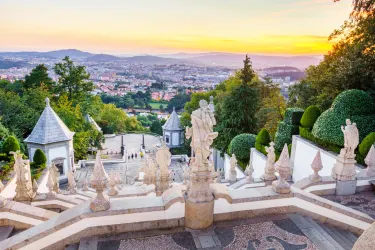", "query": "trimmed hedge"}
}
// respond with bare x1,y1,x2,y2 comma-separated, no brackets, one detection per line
33,149,47,167
300,105,321,129
299,127,341,153
284,108,304,125
2,136,20,156
229,133,256,169
256,129,271,145
274,119,301,152
359,132,375,158
255,141,267,155
312,90,375,147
